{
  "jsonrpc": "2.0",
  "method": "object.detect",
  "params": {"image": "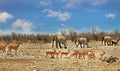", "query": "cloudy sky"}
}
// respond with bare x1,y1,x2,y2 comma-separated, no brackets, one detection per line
0,0,120,34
